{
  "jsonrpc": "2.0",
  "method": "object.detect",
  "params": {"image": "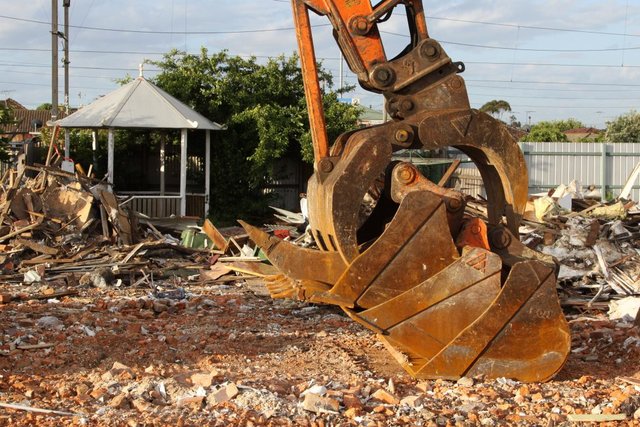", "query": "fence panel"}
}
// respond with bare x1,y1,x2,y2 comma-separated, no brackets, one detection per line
449,143,640,201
